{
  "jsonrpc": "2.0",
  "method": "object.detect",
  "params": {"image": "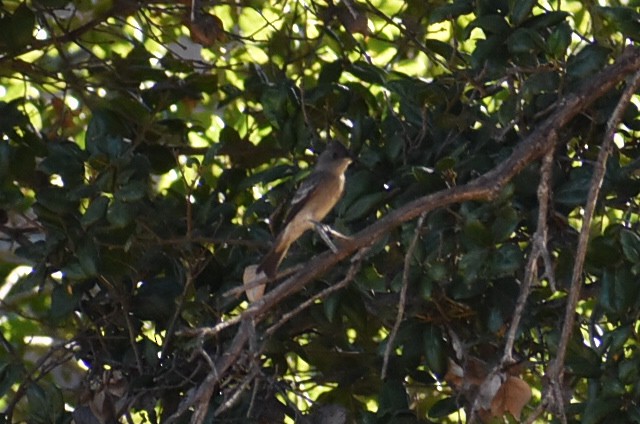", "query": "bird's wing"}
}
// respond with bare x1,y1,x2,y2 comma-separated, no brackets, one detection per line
282,171,327,226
